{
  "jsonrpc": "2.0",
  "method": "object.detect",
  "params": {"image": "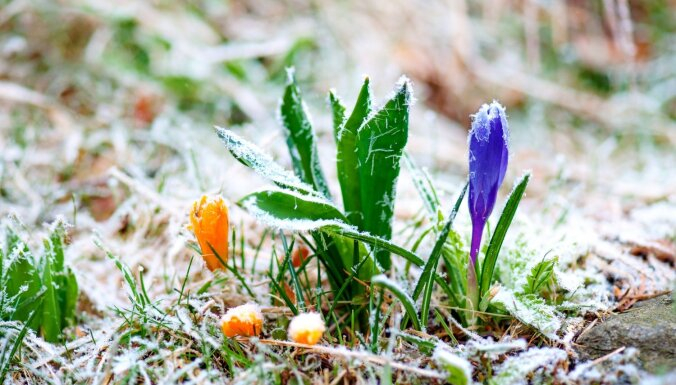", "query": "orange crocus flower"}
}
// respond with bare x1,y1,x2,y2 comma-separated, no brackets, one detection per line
188,195,229,271
221,303,263,337
288,313,325,345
